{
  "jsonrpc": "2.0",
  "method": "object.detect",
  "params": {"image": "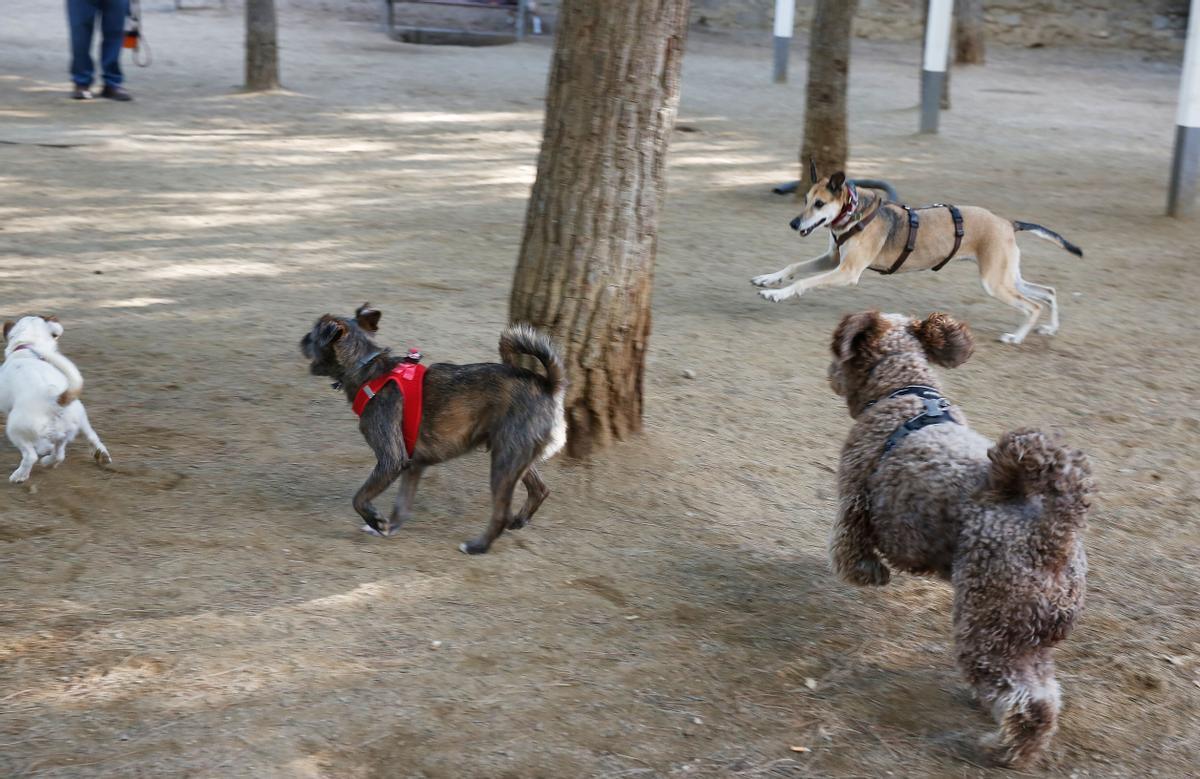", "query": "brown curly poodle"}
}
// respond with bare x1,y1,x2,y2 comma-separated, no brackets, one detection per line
827,310,1093,768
